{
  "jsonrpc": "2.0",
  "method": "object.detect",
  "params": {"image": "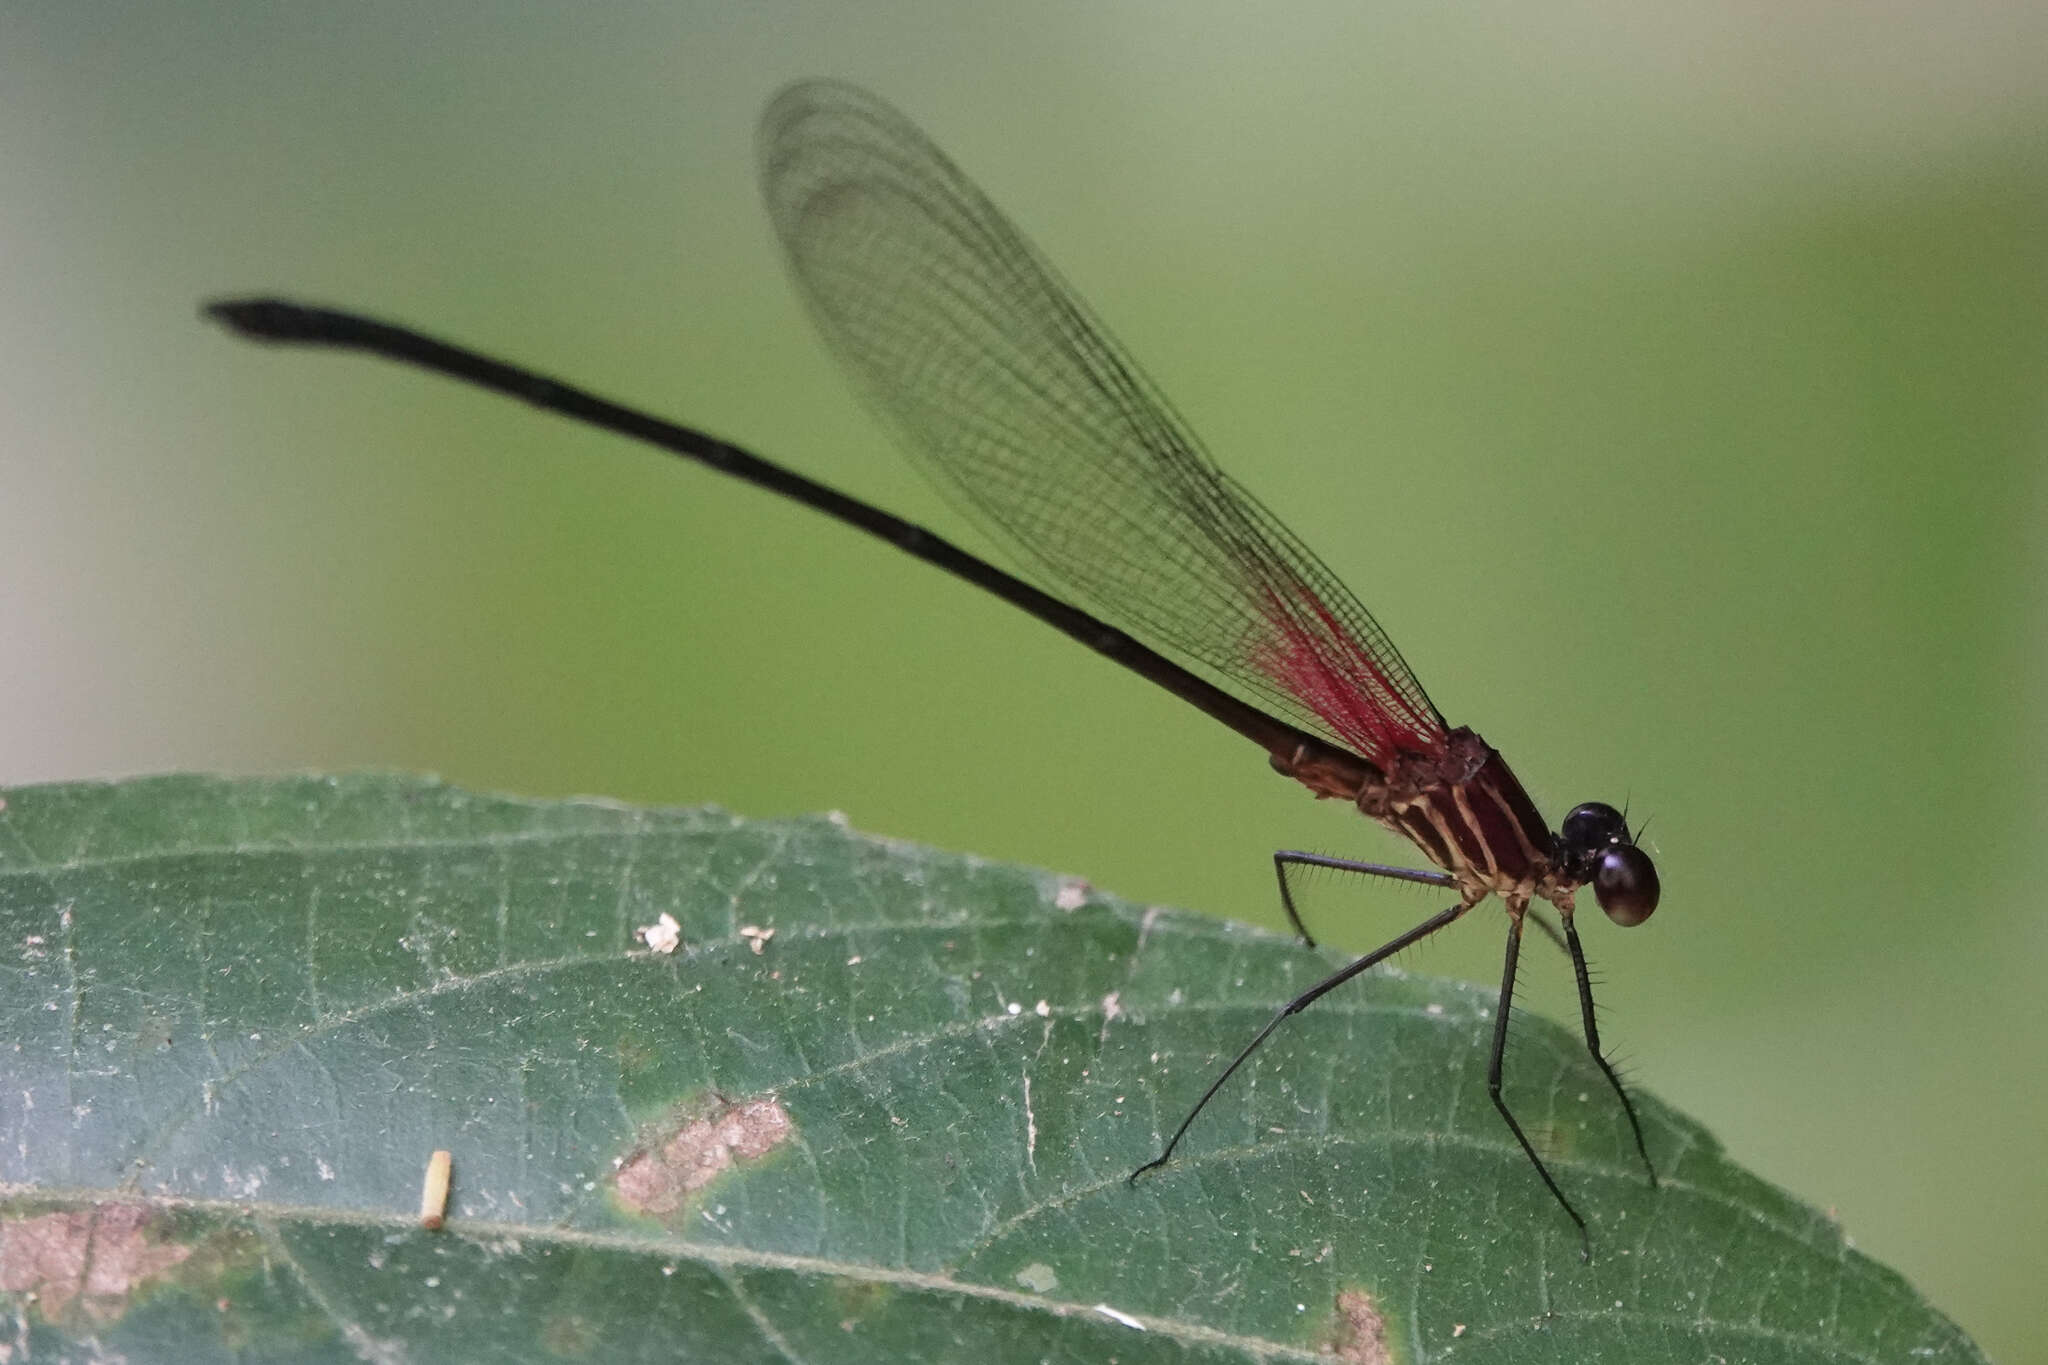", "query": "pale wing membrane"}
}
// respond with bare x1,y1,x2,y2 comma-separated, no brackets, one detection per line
759,81,1445,765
